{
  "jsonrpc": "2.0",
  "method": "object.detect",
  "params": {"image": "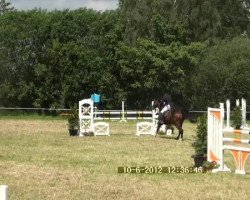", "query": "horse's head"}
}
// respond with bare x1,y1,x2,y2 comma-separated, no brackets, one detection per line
152,99,162,110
